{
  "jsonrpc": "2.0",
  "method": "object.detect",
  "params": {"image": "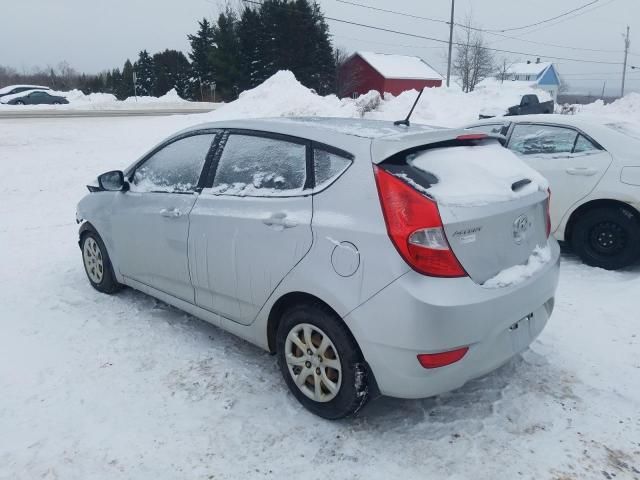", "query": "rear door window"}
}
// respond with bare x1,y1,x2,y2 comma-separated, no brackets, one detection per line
211,134,307,196
508,124,577,156
130,133,214,193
